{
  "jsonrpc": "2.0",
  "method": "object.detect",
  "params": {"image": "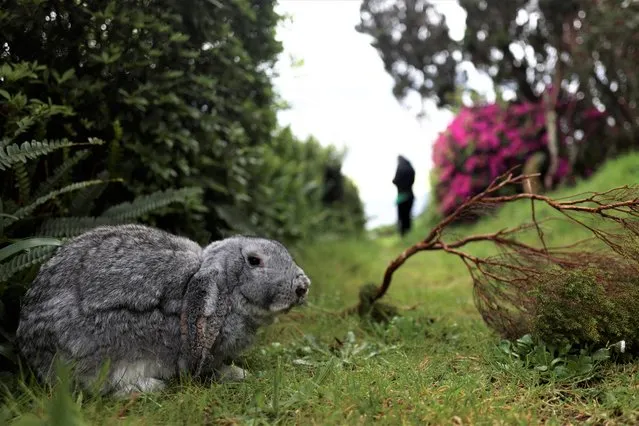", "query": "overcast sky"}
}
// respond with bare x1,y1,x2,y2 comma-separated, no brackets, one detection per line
272,0,469,229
